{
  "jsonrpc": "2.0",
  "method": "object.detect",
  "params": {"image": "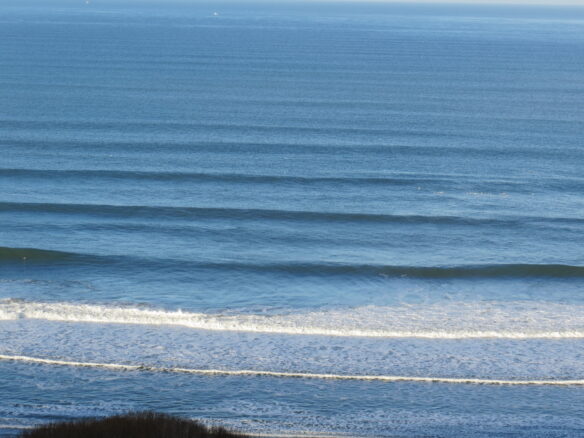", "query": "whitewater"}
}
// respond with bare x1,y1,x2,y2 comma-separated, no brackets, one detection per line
2,299,584,339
